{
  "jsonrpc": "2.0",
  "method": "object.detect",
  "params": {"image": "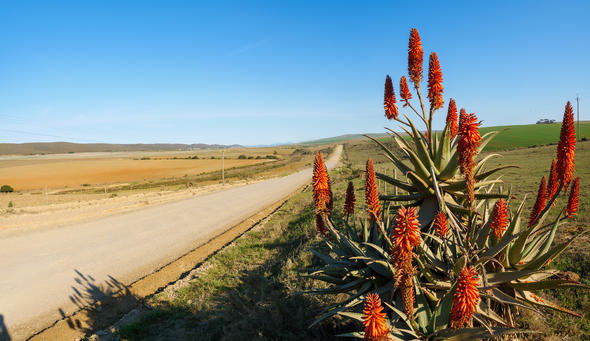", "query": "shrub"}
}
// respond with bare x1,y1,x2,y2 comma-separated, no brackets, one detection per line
238,155,247,159
1,185,14,193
